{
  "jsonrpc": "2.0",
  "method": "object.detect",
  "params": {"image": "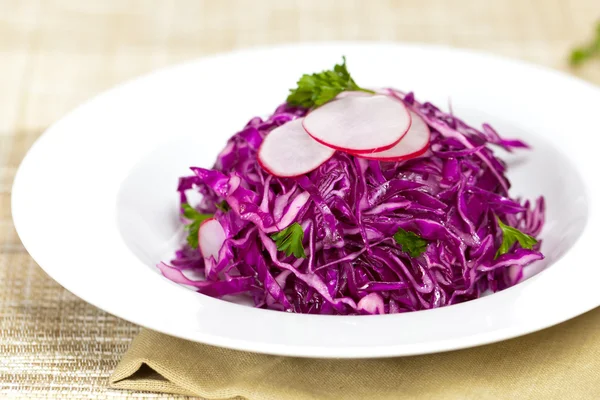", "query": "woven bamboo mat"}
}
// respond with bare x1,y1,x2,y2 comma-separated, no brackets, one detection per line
1,0,599,398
